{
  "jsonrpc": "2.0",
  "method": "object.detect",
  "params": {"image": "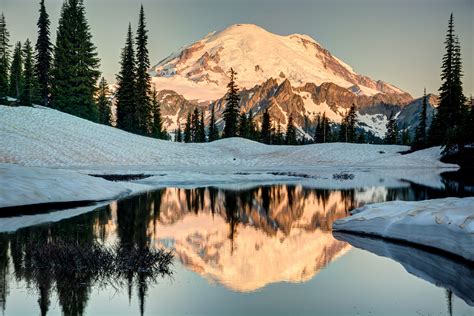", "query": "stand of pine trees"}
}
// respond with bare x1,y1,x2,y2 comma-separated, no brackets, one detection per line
20,39,39,106
51,0,100,121
115,6,165,139
338,104,357,143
